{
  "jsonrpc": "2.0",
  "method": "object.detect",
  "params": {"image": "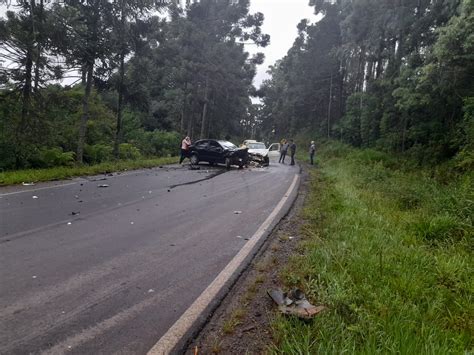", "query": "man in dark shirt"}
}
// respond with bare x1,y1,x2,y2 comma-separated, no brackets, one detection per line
289,140,296,166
